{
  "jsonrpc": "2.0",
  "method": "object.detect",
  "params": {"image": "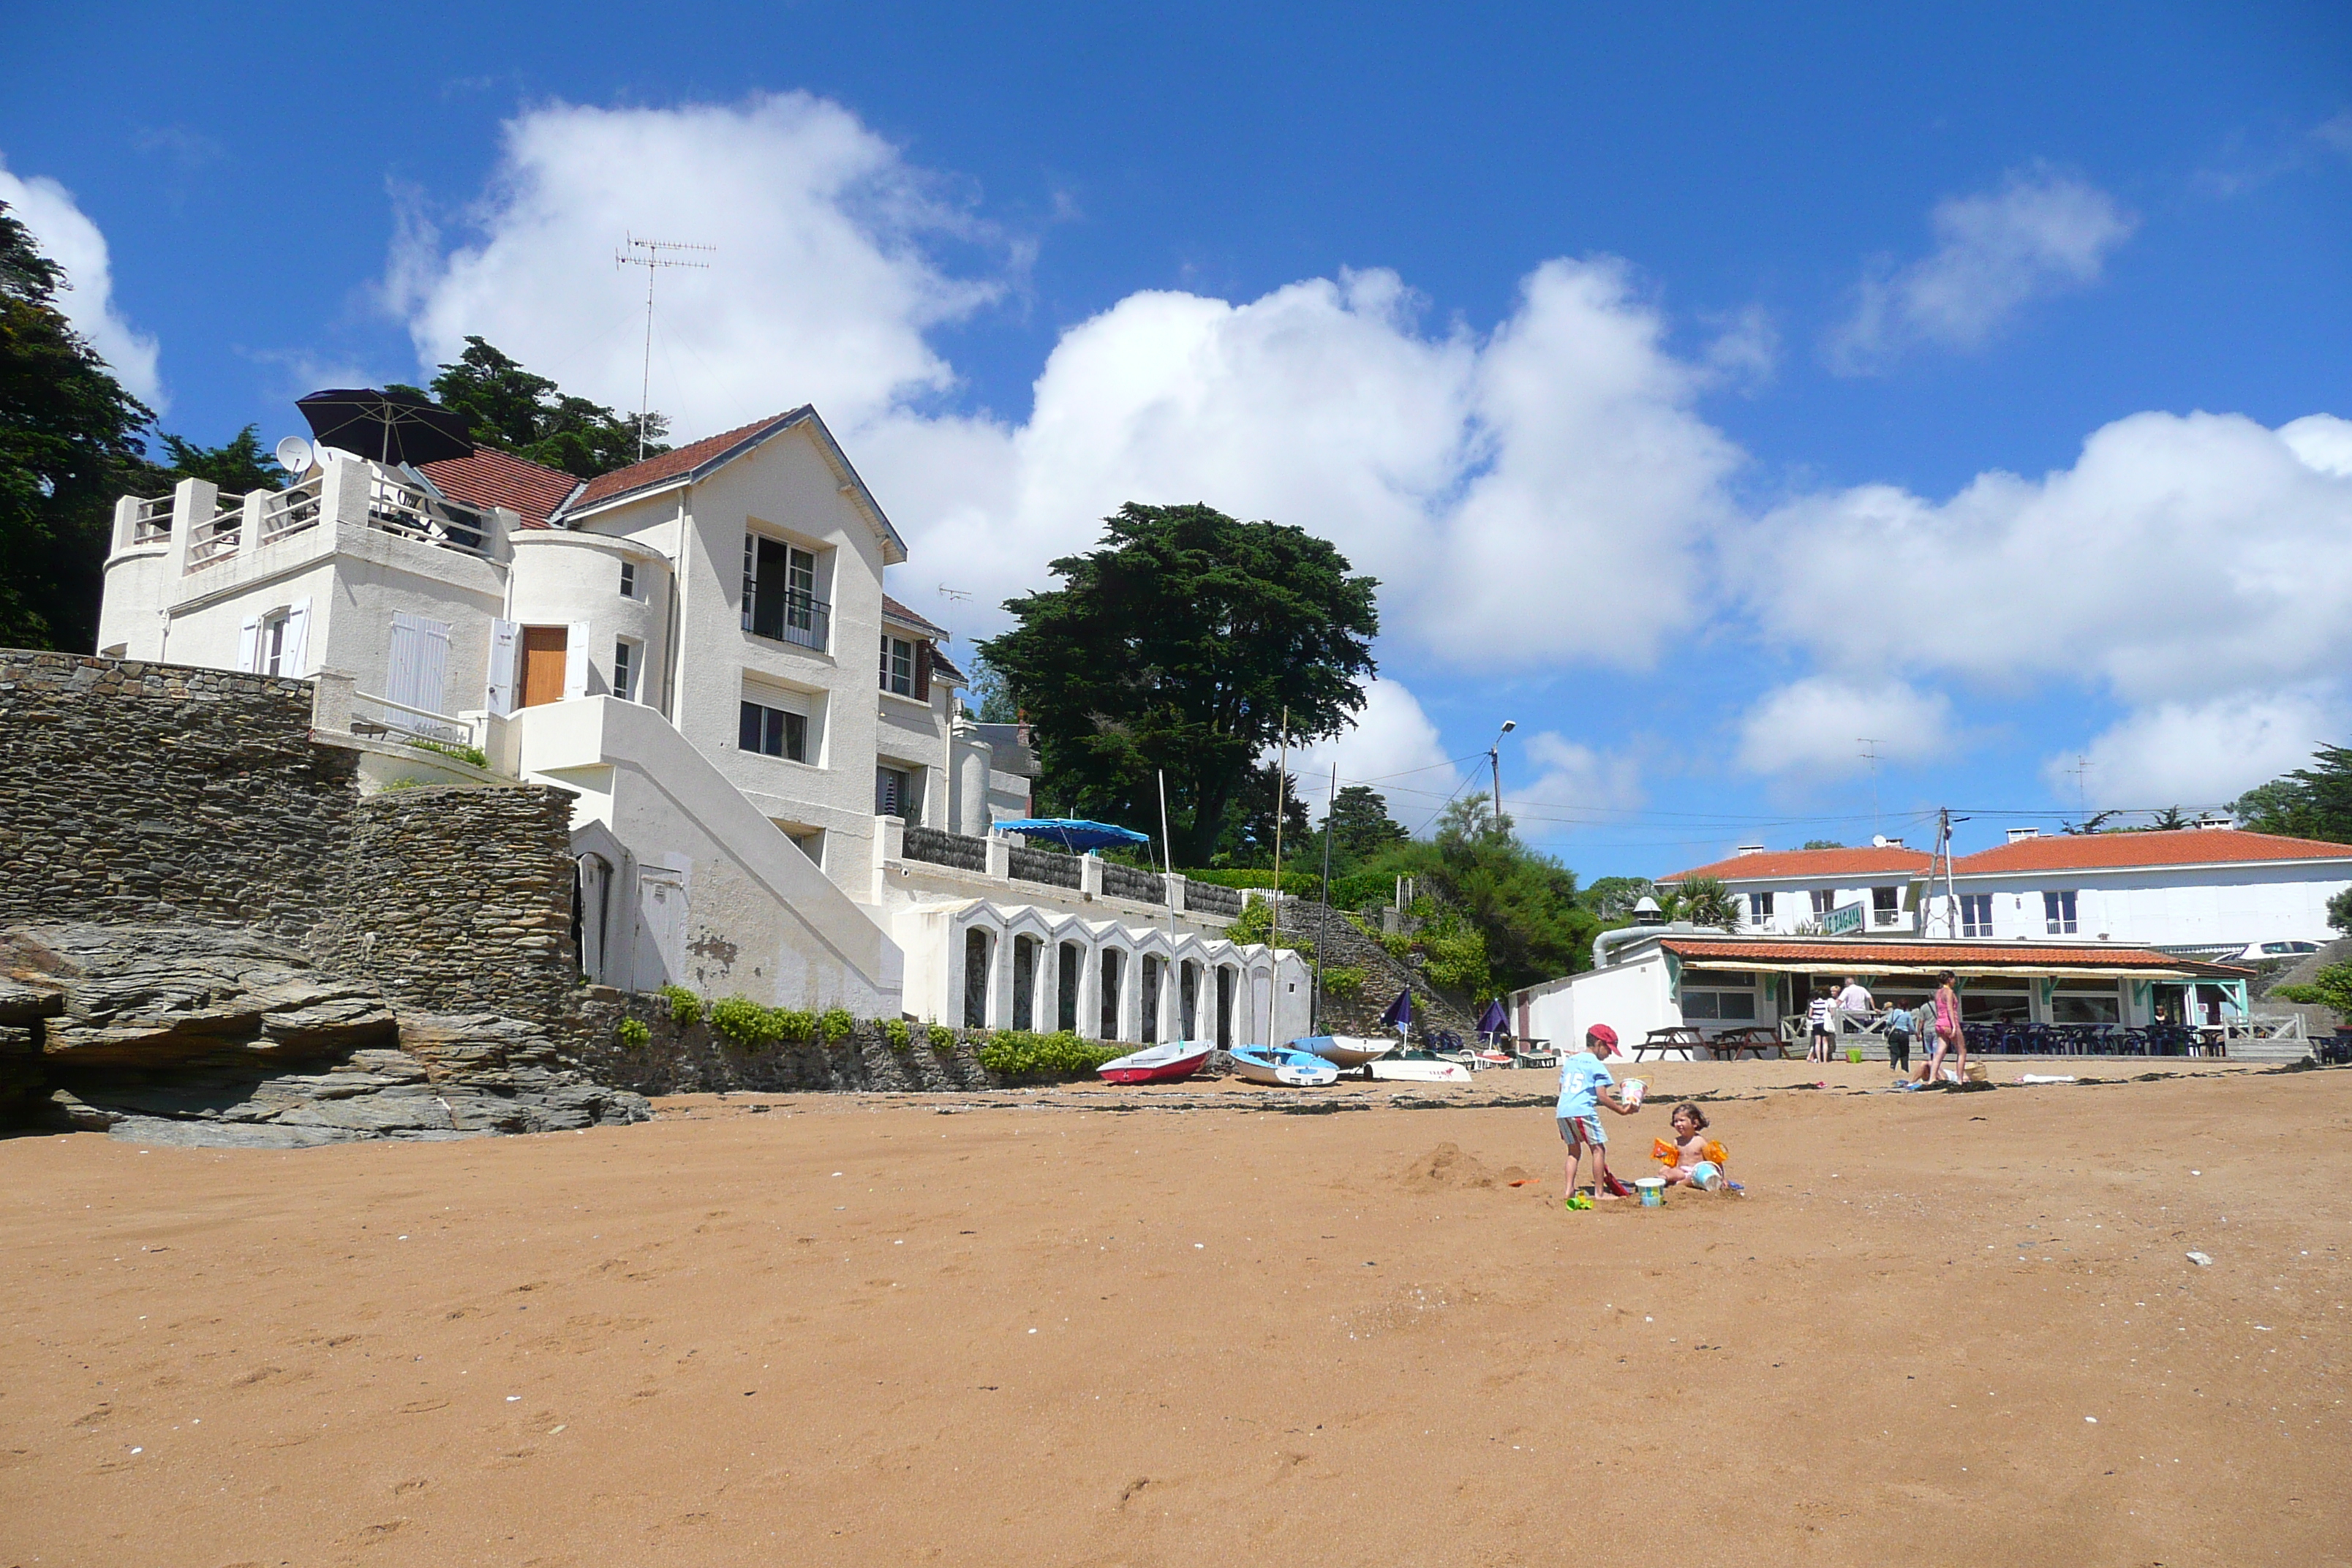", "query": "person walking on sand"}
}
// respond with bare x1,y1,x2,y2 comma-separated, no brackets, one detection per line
1919,970,1966,1084
1806,985,1837,1063
1880,999,1914,1077
1558,1024,1640,1209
